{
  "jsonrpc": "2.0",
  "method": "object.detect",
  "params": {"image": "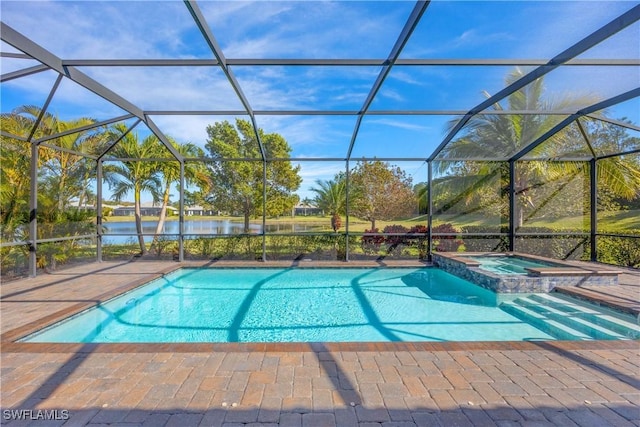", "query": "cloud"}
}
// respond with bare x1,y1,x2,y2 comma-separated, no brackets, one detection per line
378,88,405,102
1,1,209,59
293,161,346,199
147,115,241,149
72,66,243,113
366,118,432,132
255,115,353,157
201,1,413,58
